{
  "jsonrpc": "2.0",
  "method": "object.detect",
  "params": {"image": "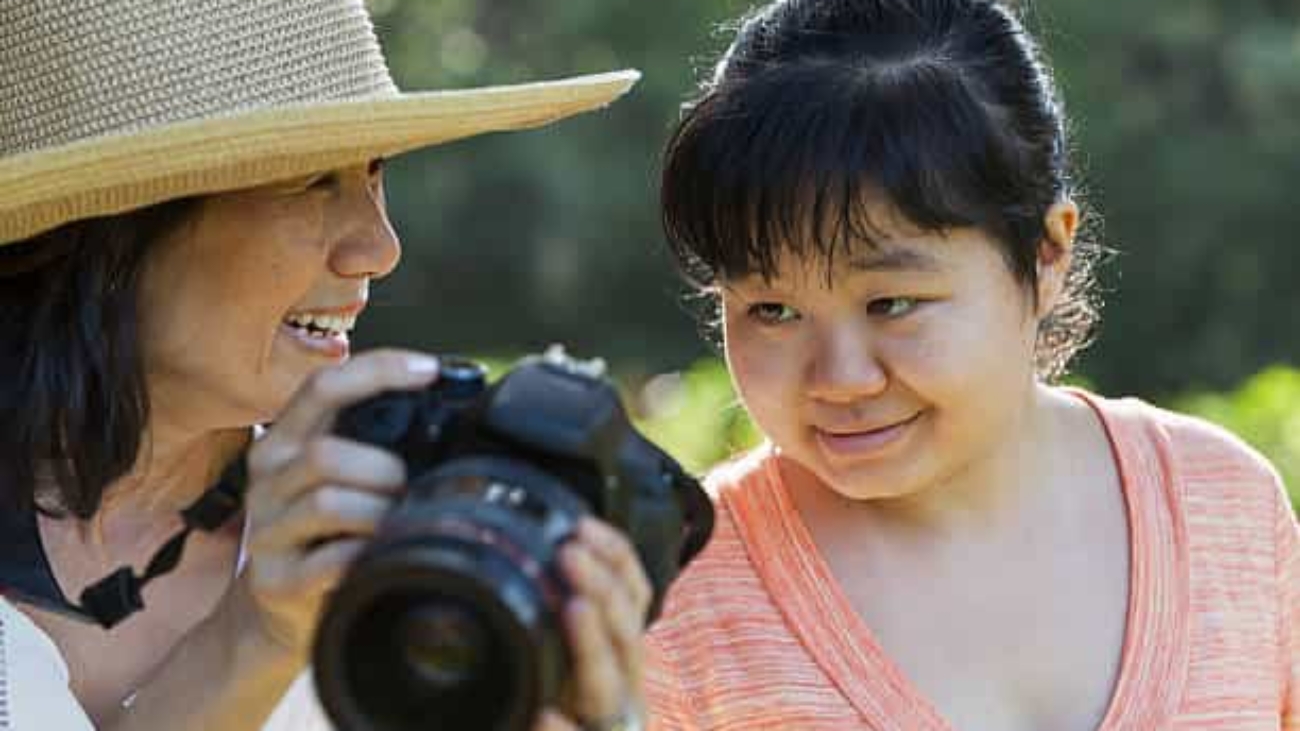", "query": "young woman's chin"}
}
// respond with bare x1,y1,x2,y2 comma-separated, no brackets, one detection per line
791,415,948,502
815,462,932,502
